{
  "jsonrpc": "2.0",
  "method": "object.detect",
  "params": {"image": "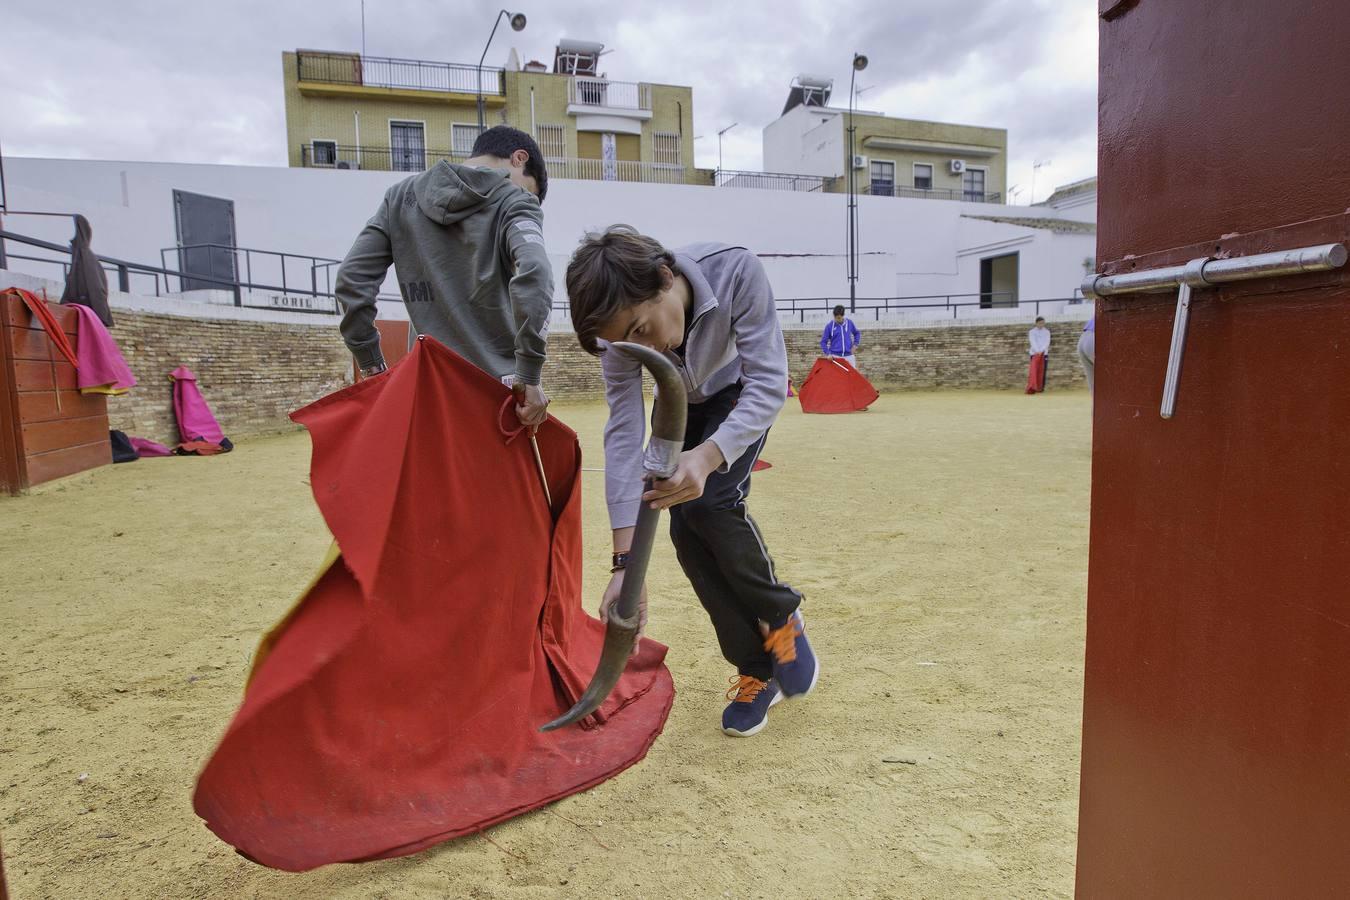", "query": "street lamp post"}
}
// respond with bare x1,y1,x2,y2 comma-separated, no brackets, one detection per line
847,52,868,313
477,10,527,132
716,122,737,183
